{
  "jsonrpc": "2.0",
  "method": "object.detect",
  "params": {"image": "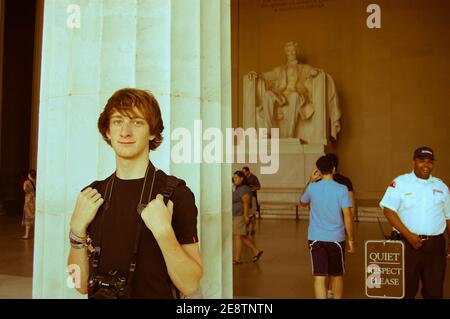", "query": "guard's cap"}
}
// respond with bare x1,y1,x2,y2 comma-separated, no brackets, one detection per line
413,146,435,160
